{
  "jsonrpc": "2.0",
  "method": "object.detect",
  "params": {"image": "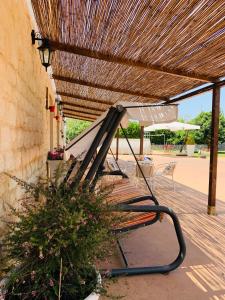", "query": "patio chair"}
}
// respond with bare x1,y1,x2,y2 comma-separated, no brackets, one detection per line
63,104,186,277
151,161,177,191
